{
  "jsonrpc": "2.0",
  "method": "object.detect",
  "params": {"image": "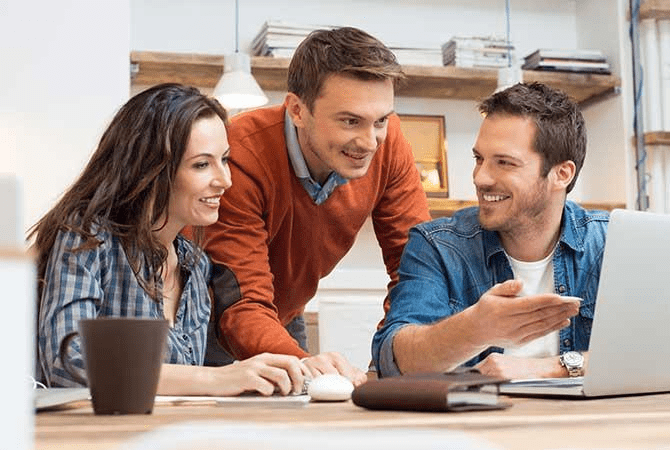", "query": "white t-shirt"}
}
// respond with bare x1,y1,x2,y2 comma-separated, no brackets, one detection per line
504,248,559,358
